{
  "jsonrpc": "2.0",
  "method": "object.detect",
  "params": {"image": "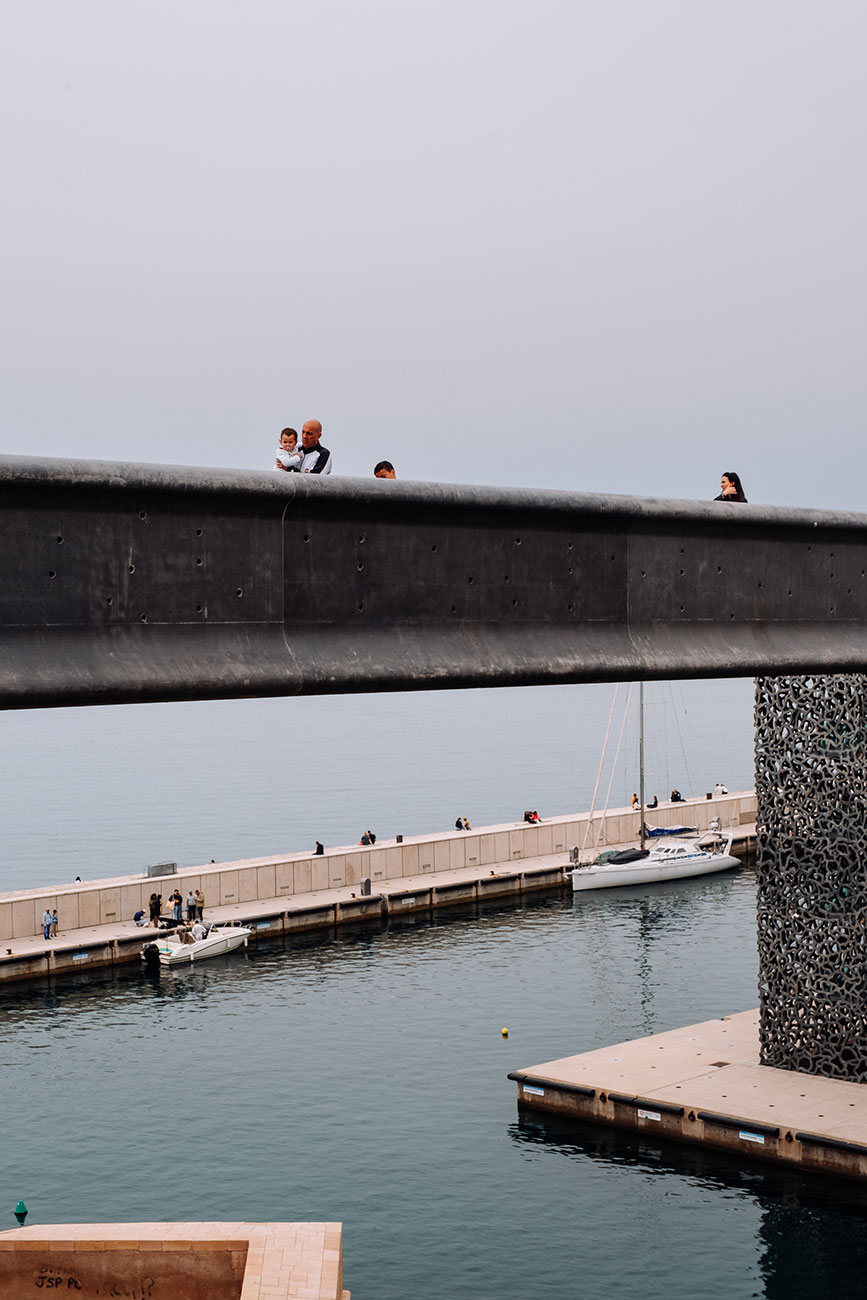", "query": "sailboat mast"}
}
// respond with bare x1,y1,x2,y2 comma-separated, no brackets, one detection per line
638,681,646,850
